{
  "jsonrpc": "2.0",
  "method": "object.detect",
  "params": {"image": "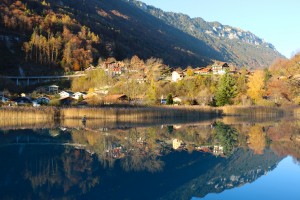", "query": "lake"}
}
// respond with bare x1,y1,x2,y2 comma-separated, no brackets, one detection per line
0,116,299,200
